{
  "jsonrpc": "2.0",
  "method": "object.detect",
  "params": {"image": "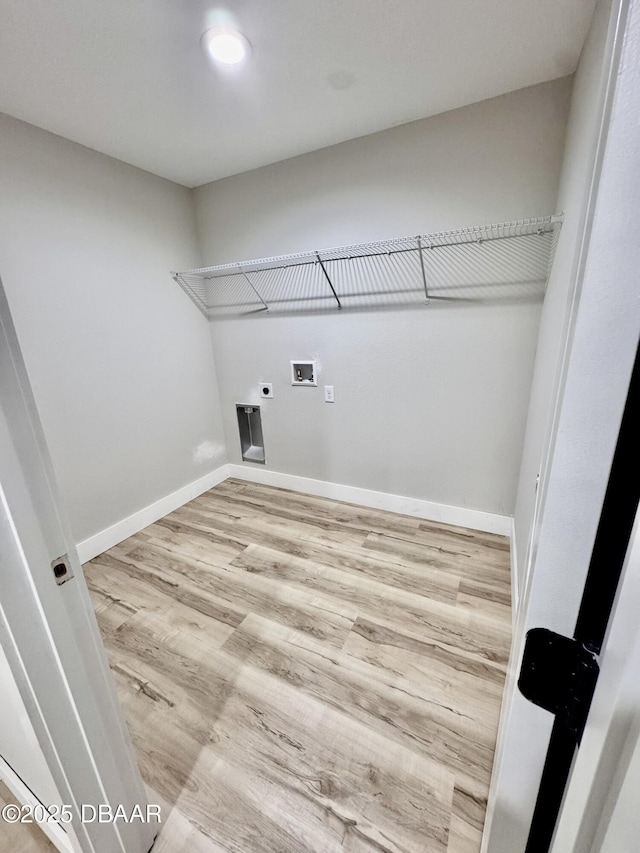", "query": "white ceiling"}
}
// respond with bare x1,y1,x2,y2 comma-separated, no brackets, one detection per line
0,0,595,188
